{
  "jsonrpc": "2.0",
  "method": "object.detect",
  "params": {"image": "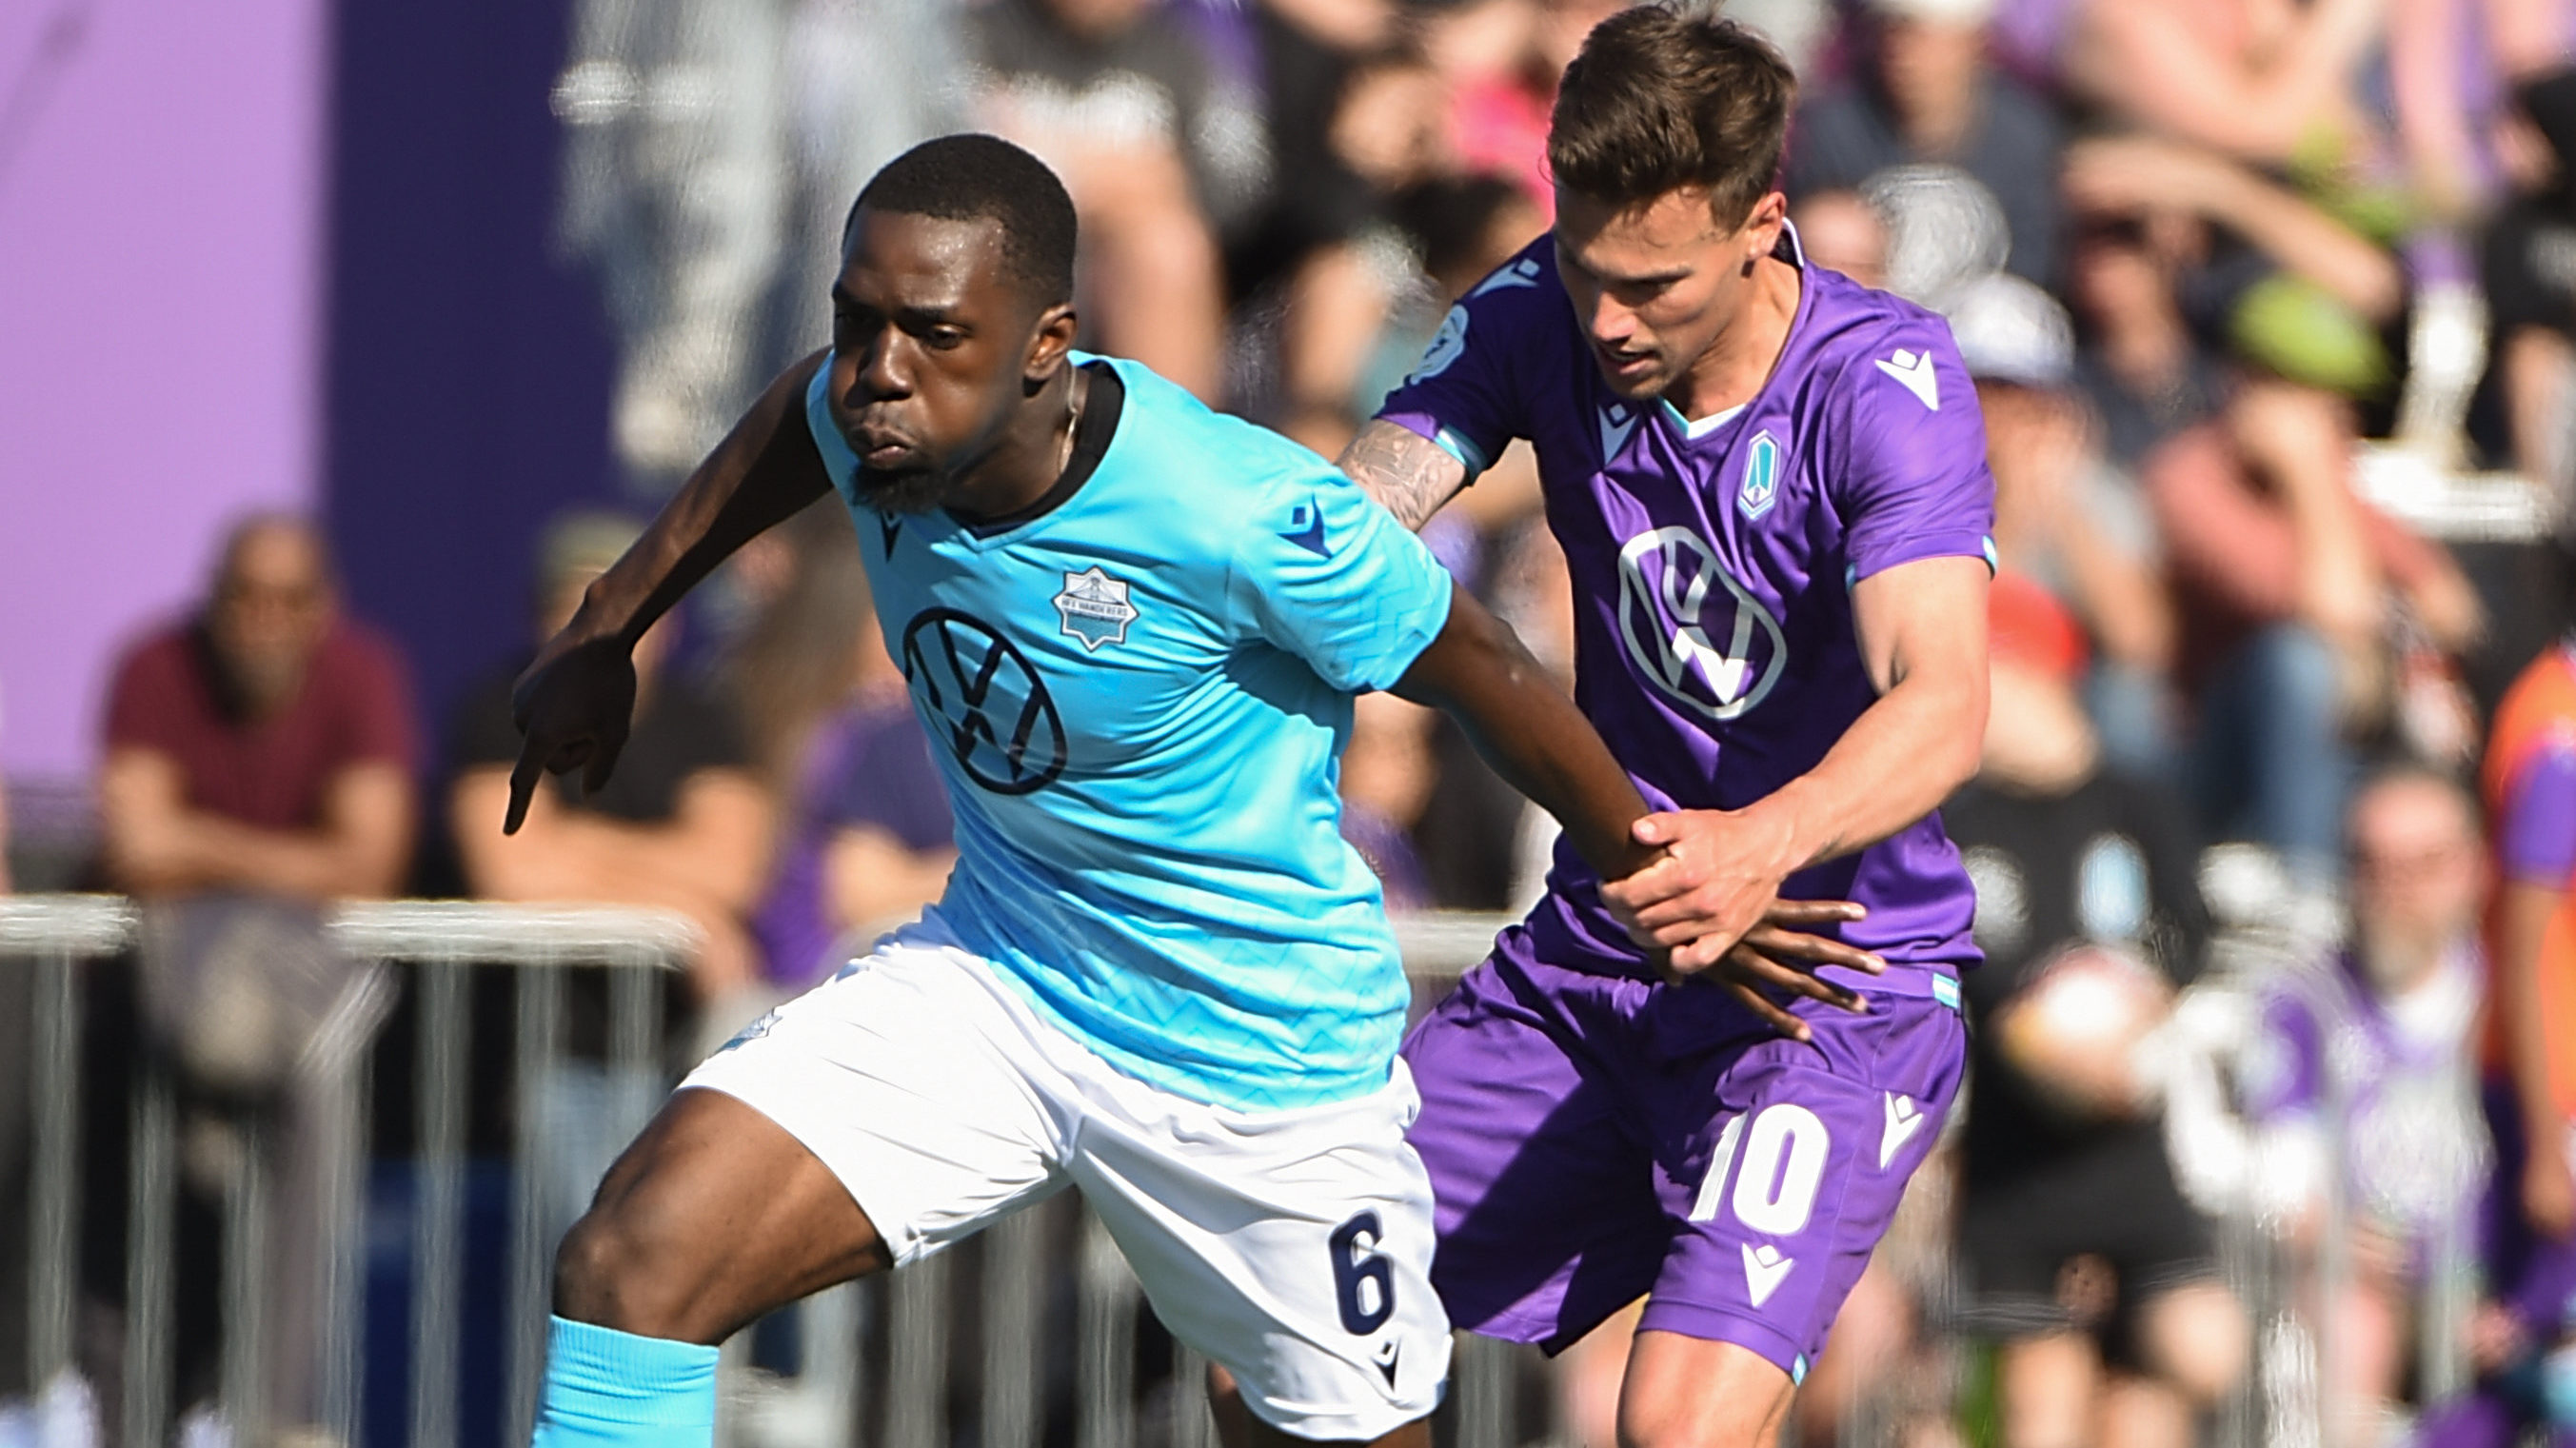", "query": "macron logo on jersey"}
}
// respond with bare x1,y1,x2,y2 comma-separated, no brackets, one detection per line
1874,348,1940,410
1598,402,1640,462
1278,498,1331,558
1470,257,1543,297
